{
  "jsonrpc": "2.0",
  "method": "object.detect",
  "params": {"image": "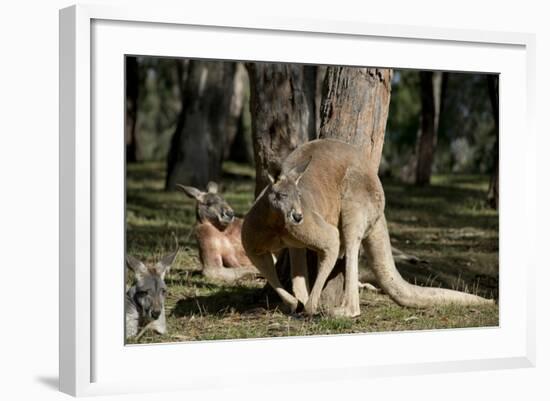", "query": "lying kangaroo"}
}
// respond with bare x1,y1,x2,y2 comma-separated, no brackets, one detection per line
242,139,493,317
178,181,258,282
125,250,178,338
